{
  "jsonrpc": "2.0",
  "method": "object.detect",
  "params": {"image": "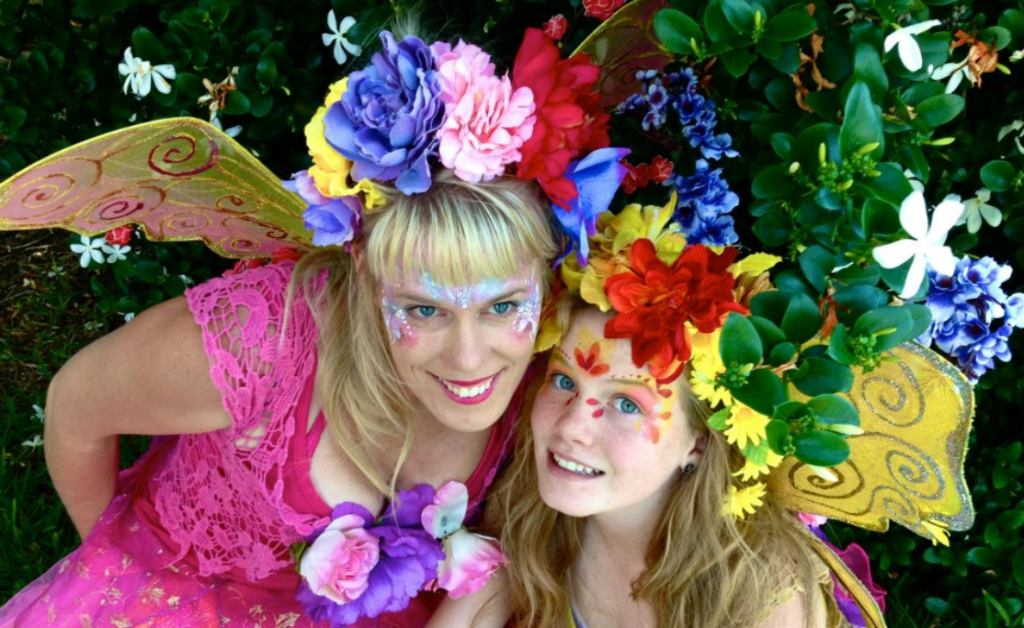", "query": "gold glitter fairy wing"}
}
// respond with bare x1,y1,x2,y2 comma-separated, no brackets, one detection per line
797,525,887,628
767,342,975,544
572,0,674,109
0,118,312,258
